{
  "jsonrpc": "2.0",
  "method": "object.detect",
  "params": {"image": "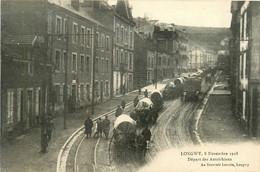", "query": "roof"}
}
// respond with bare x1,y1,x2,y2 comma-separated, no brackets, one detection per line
115,0,135,25
48,0,104,27
151,89,162,97
114,114,136,129
2,35,43,46
135,97,153,110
